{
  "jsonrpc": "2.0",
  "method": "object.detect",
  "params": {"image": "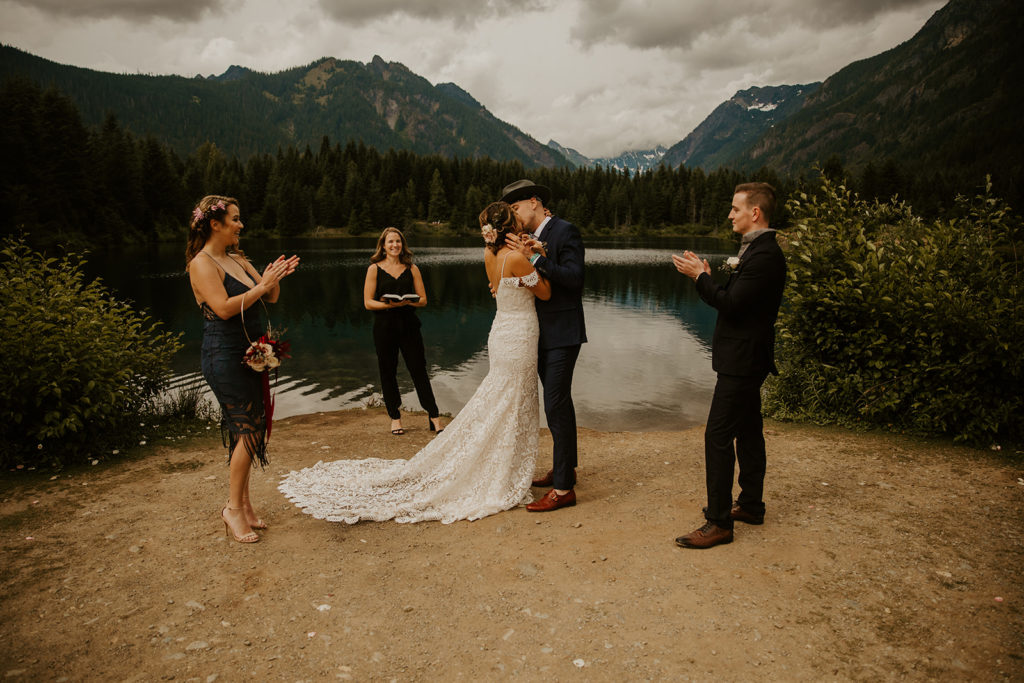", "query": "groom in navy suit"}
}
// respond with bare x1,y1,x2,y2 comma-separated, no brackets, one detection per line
501,179,586,512
672,182,786,548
